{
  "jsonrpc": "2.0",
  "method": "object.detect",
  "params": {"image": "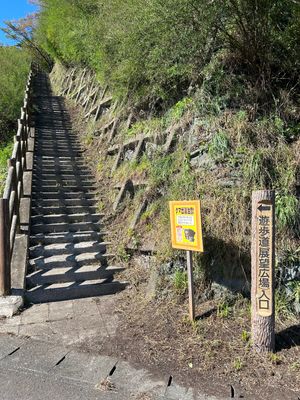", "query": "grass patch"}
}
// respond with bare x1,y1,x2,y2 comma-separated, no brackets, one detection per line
0,141,13,195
